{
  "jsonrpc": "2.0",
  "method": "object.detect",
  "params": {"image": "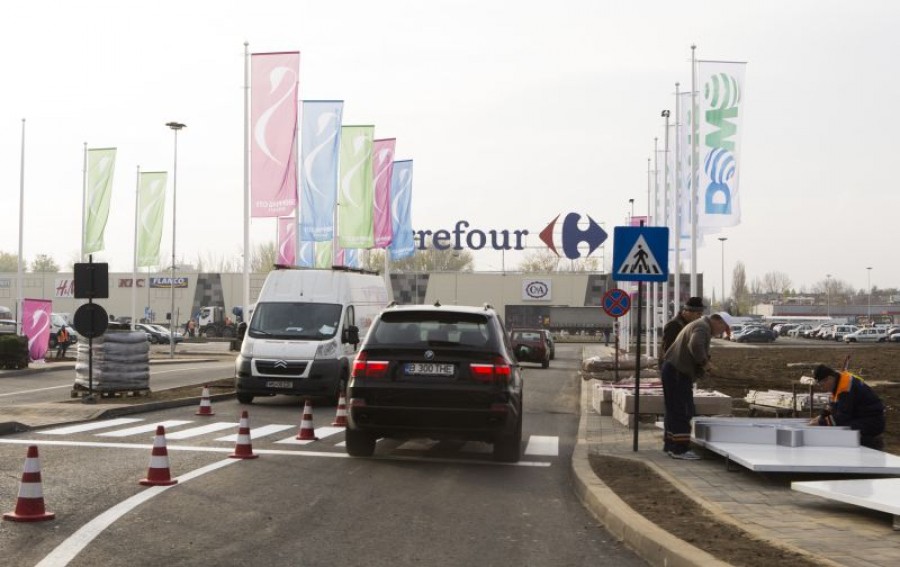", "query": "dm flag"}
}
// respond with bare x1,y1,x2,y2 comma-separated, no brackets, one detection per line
83,148,117,254
277,217,296,266
388,160,414,260
698,60,746,229
251,51,300,218
300,100,343,241
22,298,52,362
337,126,375,249
136,172,168,268
372,138,396,248
297,240,315,268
